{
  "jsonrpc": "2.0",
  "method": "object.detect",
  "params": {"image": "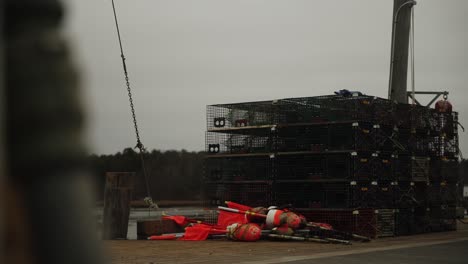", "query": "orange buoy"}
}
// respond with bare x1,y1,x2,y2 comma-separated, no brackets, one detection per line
226,223,262,242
